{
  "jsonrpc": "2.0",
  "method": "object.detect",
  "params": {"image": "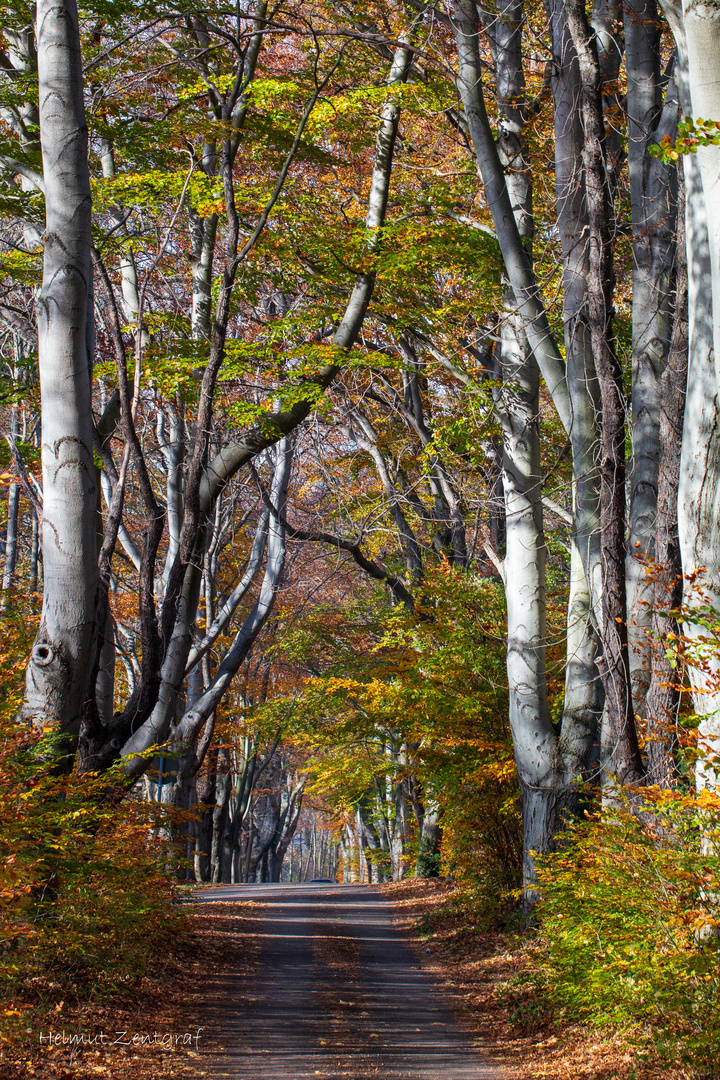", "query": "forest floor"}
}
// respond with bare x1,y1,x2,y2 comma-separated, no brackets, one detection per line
380,878,688,1080
0,880,690,1080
